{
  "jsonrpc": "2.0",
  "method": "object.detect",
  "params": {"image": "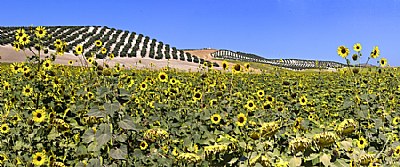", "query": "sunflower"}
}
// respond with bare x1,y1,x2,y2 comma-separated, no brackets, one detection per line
15,28,25,40
379,58,387,67
158,72,169,82
352,54,358,61
257,90,264,98
370,46,380,59
19,34,30,46
263,102,272,110
209,99,217,106
392,117,400,126
101,47,107,54
266,95,274,102
169,78,178,85
54,39,63,48
357,136,368,149
42,59,52,71
109,53,115,60
232,64,241,73
0,153,7,164
353,43,362,52
87,57,95,65
244,63,250,71
22,84,33,97
33,108,47,123
236,113,247,127
68,60,74,65
221,61,229,70
13,41,21,52
299,96,307,106
394,145,400,157
95,40,102,47
0,124,9,134
32,152,47,166
210,114,221,124
75,45,83,55
140,82,147,91
337,45,349,58
35,26,47,38
245,100,256,111
193,92,202,101
140,141,148,150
